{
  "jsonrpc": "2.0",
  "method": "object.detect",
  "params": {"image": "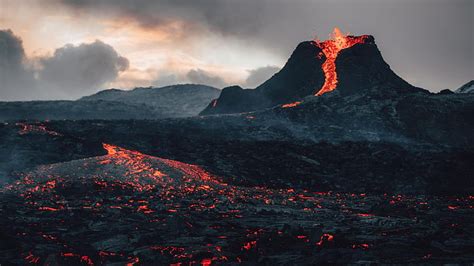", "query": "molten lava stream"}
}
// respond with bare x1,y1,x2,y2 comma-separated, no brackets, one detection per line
315,28,369,96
